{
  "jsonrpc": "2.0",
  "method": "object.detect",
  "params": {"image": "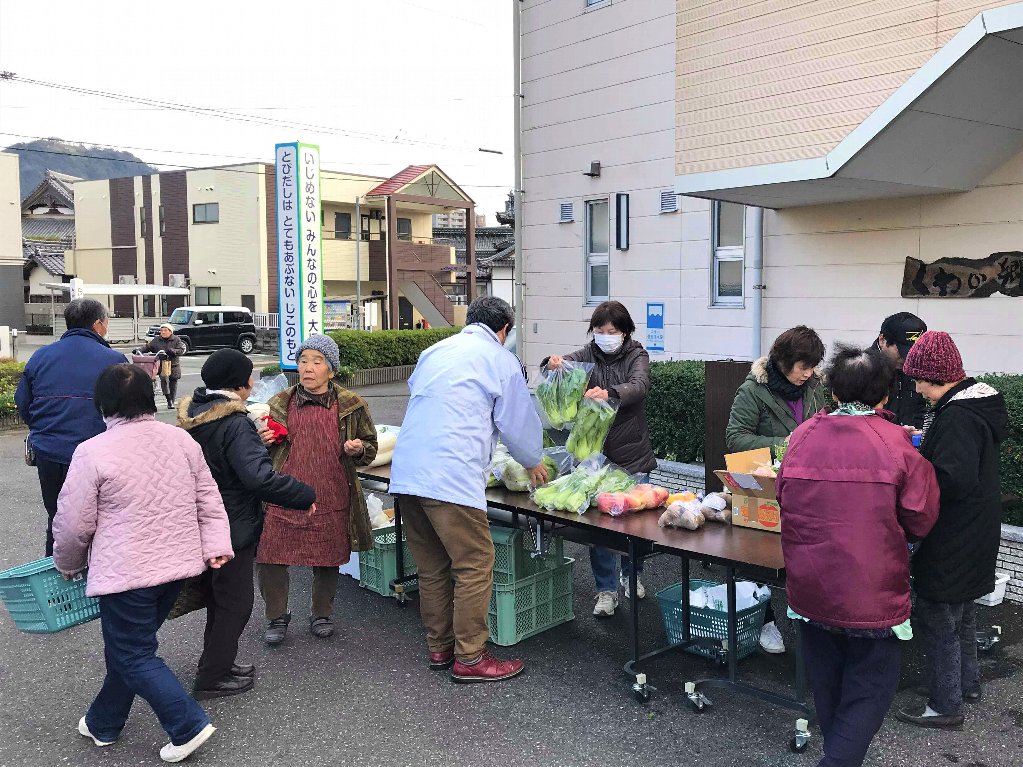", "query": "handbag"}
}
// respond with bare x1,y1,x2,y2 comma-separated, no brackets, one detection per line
160,359,173,378
24,435,35,467
167,574,210,620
